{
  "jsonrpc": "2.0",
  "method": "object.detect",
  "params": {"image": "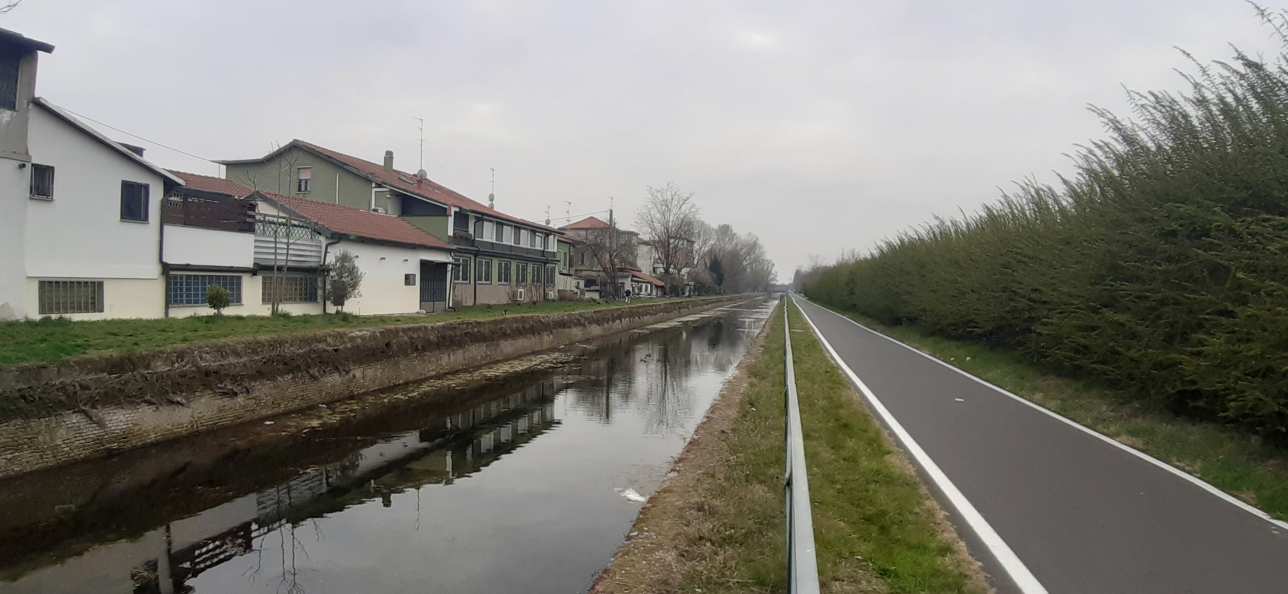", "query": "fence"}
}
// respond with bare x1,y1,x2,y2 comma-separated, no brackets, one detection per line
783,296,821,593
